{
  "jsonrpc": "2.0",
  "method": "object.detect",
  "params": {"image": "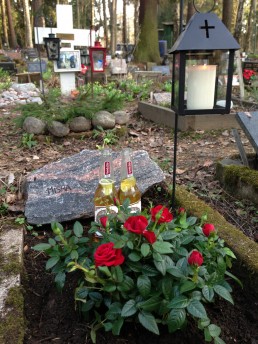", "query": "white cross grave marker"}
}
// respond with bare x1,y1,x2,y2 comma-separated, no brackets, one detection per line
34,4,94,95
